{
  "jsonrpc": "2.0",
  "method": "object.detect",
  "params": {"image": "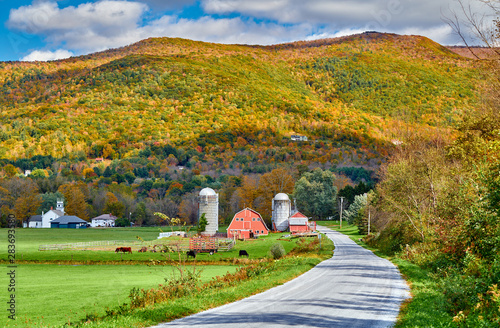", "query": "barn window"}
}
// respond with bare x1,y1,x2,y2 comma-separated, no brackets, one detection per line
252,218,255,221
